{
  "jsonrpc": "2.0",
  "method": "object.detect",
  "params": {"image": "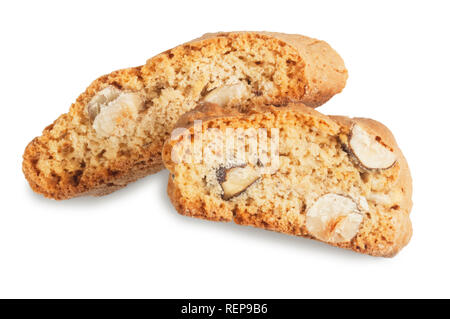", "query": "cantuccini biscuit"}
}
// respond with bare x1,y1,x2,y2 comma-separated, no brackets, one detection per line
163,103,412,257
